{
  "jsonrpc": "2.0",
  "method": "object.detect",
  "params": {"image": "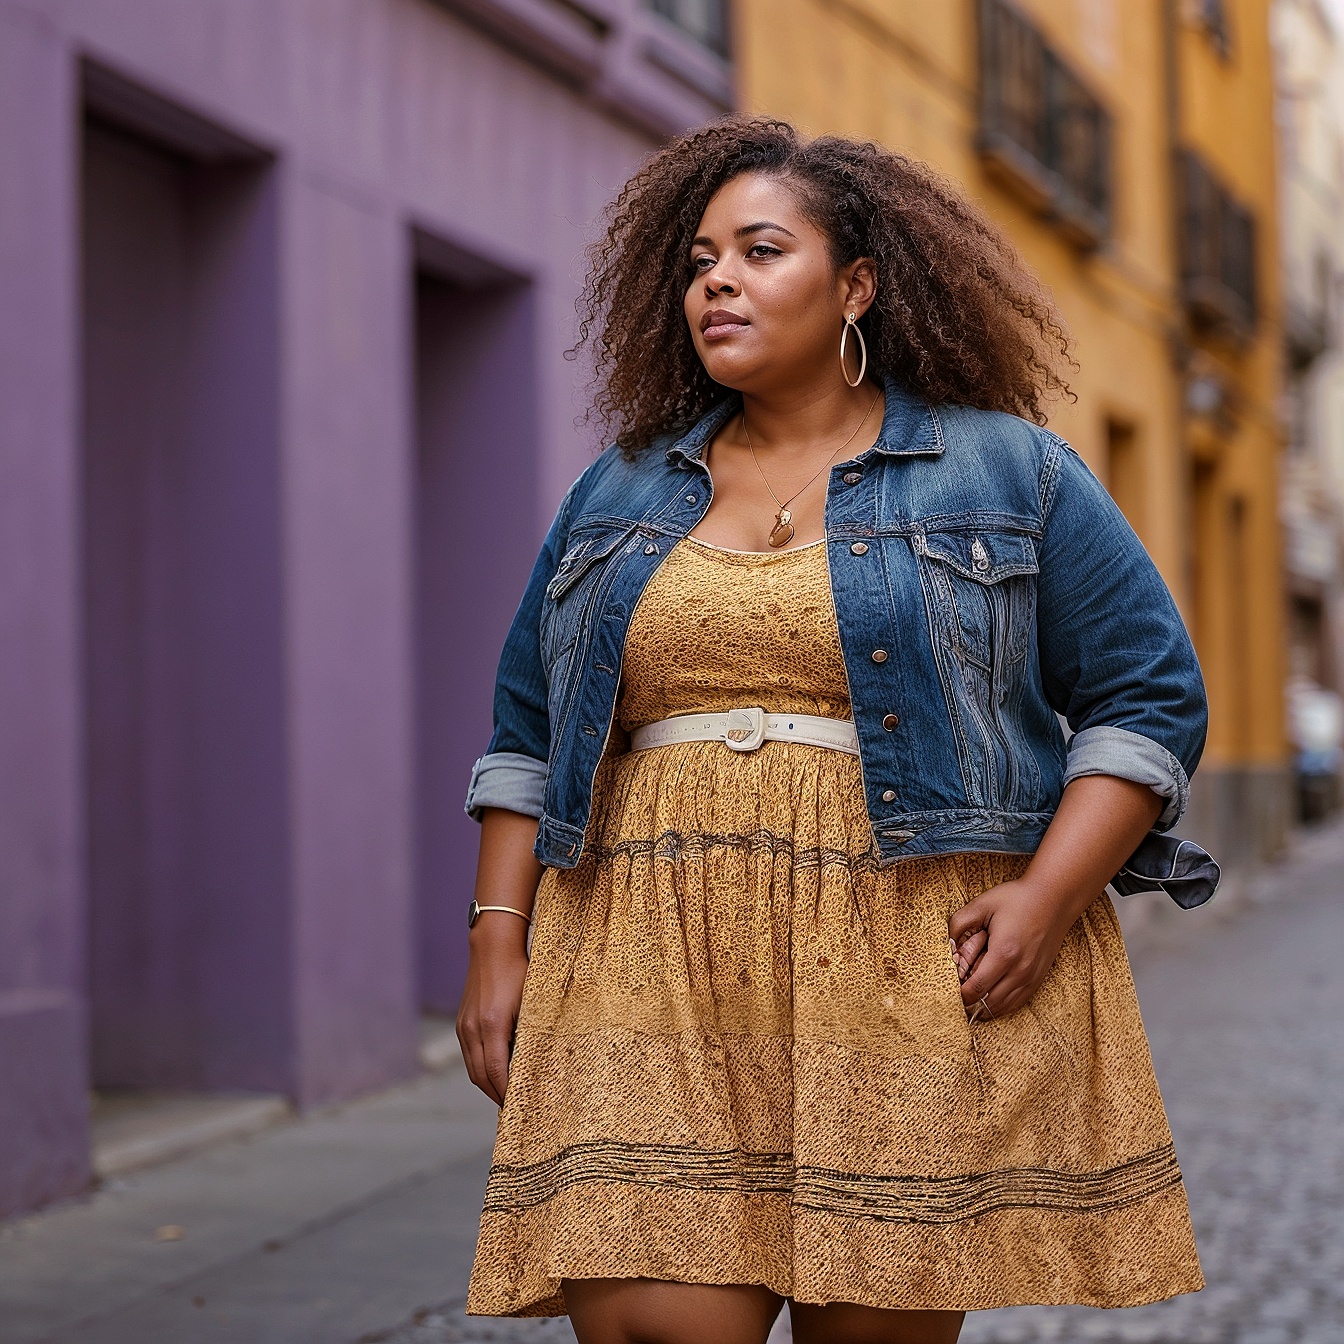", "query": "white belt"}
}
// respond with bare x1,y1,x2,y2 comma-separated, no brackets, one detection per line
629,706,859,756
